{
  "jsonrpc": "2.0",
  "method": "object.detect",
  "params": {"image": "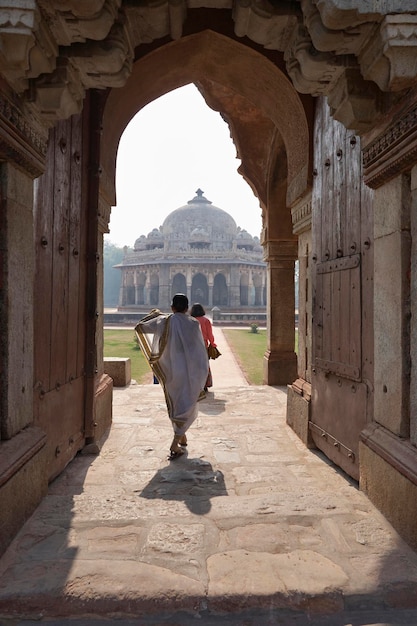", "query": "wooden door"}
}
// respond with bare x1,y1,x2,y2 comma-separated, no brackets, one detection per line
311,98,373,480
33,112,88,480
